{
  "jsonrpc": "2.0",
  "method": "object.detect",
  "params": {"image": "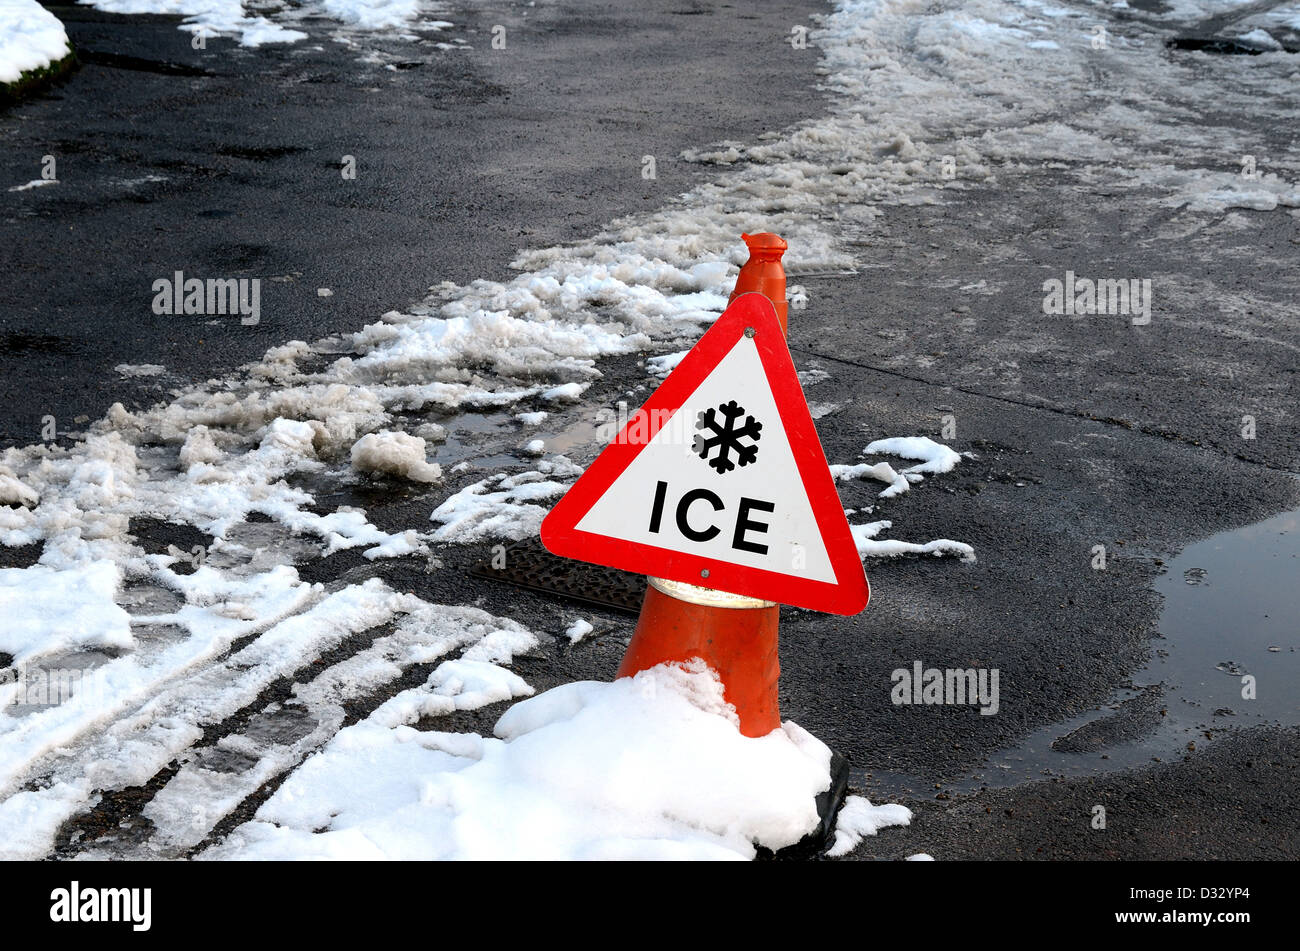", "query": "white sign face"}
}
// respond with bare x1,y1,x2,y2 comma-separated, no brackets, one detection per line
544,291,868,615
576,335,837,584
